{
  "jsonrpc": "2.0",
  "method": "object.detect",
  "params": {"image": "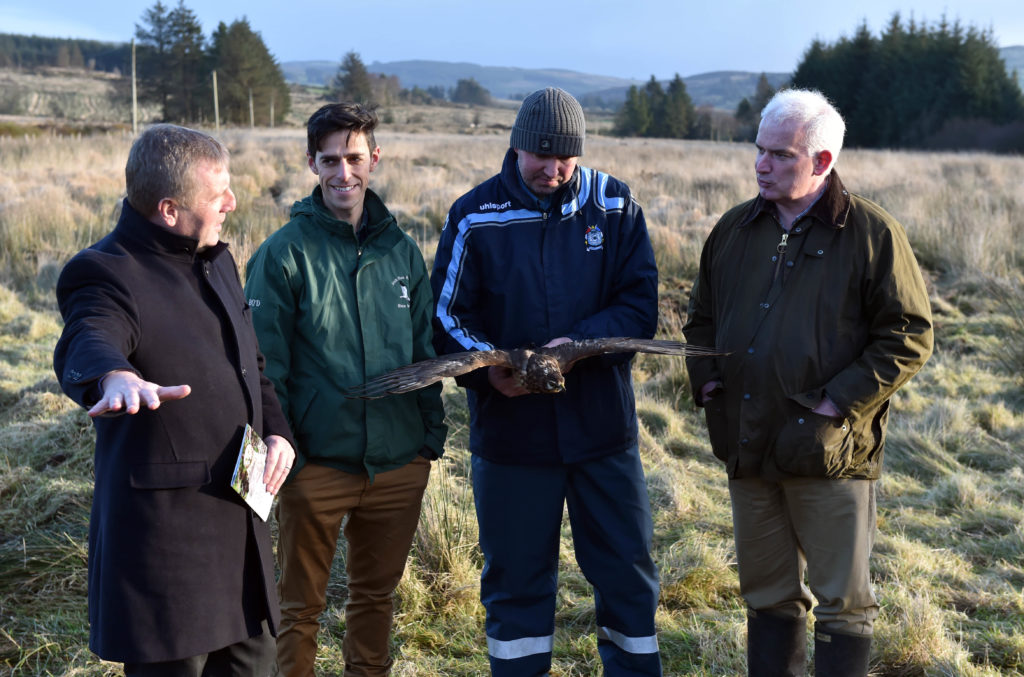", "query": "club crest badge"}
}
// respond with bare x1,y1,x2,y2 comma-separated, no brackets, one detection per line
393,276,411,308
584,225,604,251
